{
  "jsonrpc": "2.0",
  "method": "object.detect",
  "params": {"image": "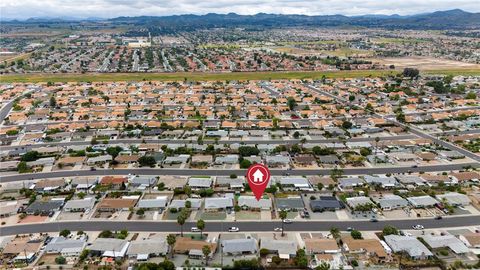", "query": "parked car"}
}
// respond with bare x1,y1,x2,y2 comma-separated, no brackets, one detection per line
228,227,240,232
434,216,442,220
274,227,282,232
283,219,293,224
370,218,378,222
412,224,424,230
191,227,201,232
346,227,354,231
